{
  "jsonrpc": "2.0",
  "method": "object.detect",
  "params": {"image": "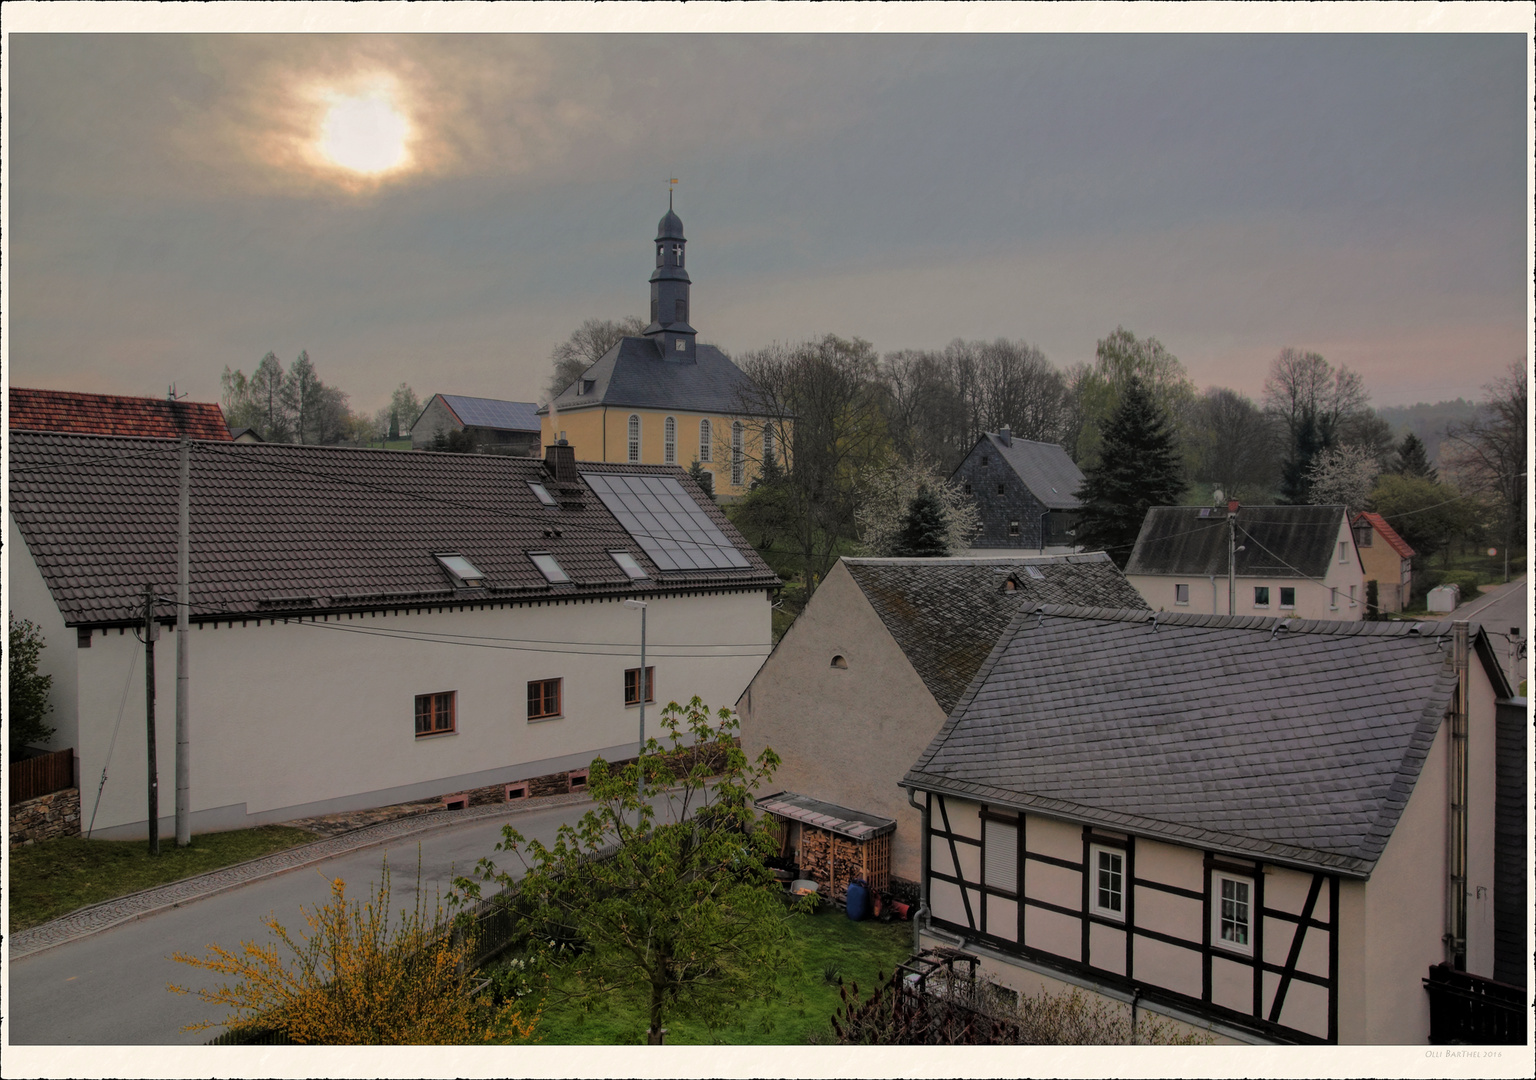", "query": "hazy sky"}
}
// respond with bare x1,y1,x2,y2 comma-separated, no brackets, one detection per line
4,10,1530,417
